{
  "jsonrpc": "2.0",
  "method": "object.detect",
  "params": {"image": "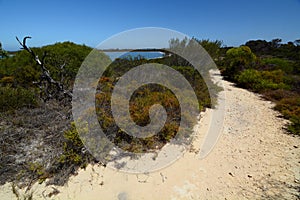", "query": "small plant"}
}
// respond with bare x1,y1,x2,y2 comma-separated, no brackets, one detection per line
58,122,92,167
27,162,49,184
